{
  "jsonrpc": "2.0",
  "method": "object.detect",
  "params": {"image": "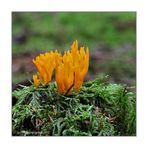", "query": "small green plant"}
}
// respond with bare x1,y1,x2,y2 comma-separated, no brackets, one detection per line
12,76,136,136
